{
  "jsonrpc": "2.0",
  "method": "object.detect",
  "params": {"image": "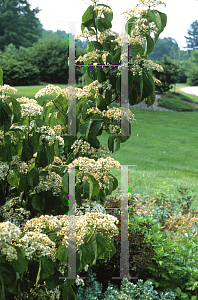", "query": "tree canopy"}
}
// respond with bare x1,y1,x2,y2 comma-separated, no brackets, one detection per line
0,0,43,51
148,37,180,61
185,20,198,51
